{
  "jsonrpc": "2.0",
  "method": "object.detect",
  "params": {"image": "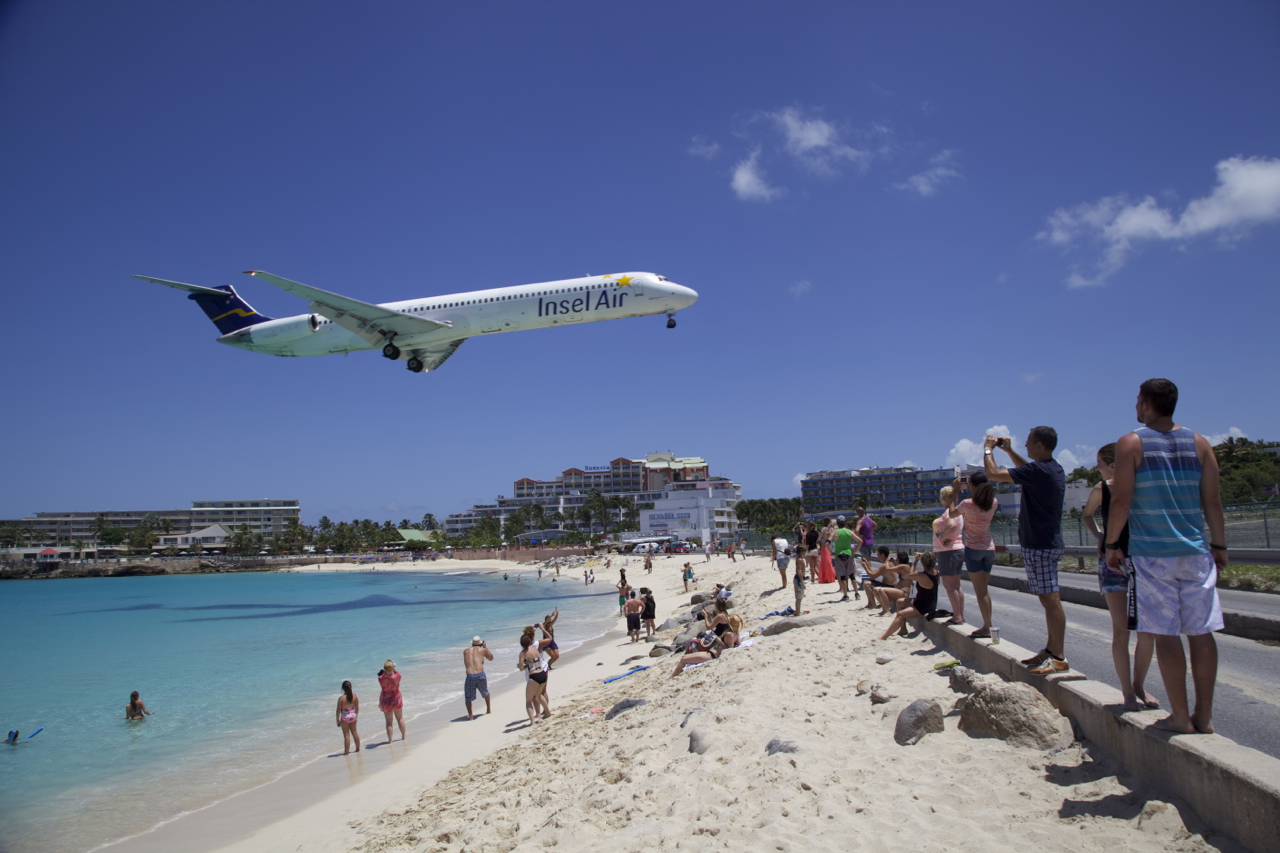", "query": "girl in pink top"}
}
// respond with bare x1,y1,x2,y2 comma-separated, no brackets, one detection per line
377,660,406,744
948,472,999,639
933,486,966,625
